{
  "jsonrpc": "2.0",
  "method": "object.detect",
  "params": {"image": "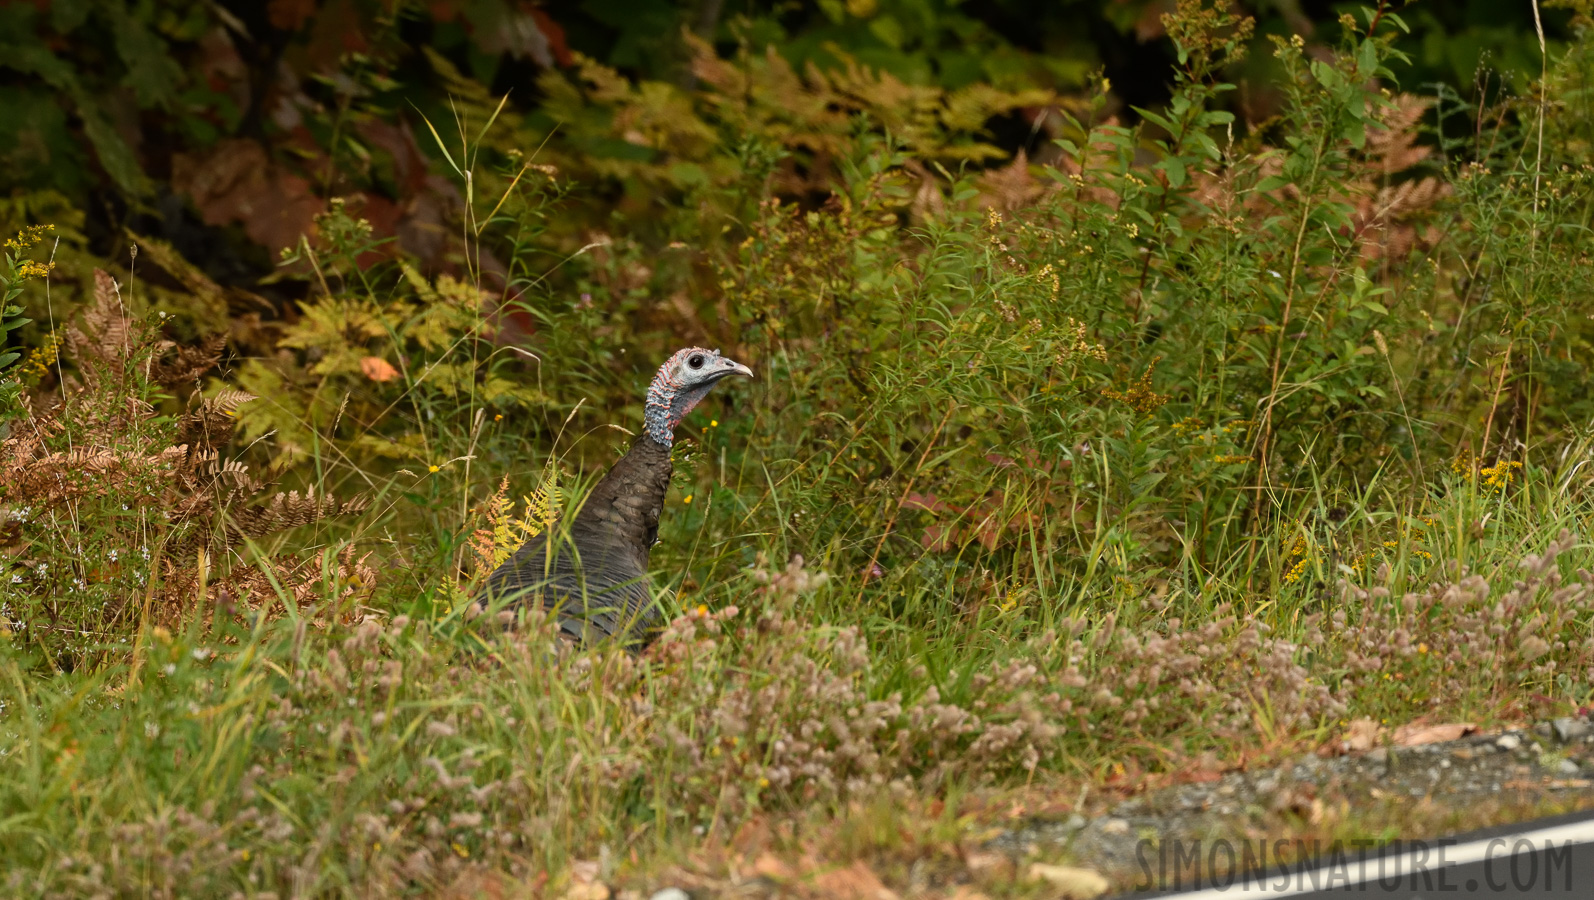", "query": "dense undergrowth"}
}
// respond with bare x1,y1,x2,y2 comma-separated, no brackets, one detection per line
4,2,1594,896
